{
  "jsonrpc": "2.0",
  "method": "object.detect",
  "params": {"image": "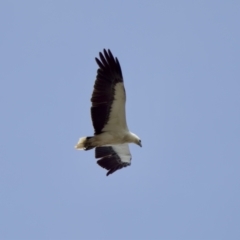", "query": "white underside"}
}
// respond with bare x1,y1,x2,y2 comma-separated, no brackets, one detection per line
111,144,131,163
102,82,129,132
